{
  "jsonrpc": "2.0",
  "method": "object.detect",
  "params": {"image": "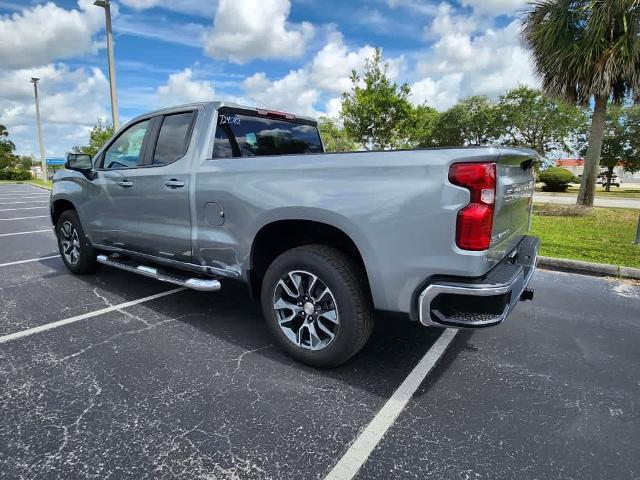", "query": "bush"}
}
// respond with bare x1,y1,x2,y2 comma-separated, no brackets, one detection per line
0,169,32,181
539,167,574,192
